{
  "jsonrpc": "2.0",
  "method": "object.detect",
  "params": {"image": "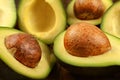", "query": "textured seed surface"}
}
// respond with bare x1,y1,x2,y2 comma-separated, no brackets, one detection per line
64,22,111,57
5,33,41,68
74,0,105,20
